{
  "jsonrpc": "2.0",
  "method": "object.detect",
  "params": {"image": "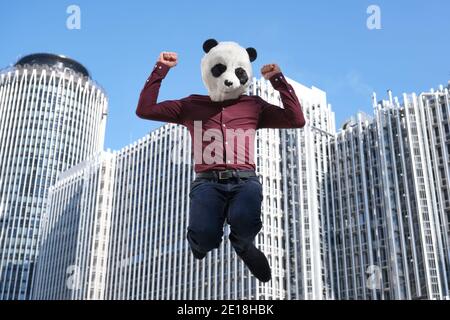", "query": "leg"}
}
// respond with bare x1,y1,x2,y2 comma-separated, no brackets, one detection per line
226,176,271,282
227,177,263,254
187,179,227,259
